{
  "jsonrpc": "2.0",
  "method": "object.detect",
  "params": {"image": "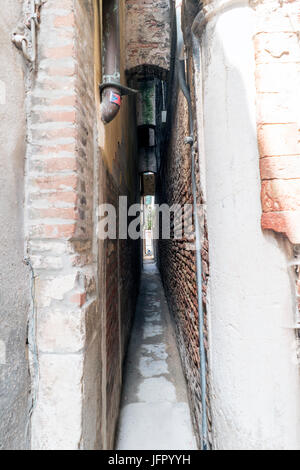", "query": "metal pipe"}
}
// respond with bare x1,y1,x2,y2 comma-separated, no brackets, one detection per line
100,0,137,124
176,0,208,450
102,0,121,83
100,0,122,124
